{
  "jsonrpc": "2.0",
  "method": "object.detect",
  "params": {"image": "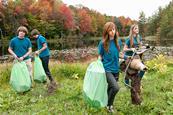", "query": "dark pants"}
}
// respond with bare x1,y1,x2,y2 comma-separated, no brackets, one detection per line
106,72,120,106
40,56,53,82
126,73,142,105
